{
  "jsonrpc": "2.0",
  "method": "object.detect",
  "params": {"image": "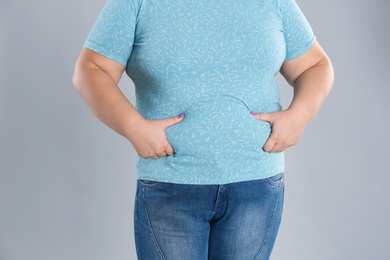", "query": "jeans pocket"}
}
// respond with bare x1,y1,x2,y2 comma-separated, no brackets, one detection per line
265,172,284,188
138,179,161,188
